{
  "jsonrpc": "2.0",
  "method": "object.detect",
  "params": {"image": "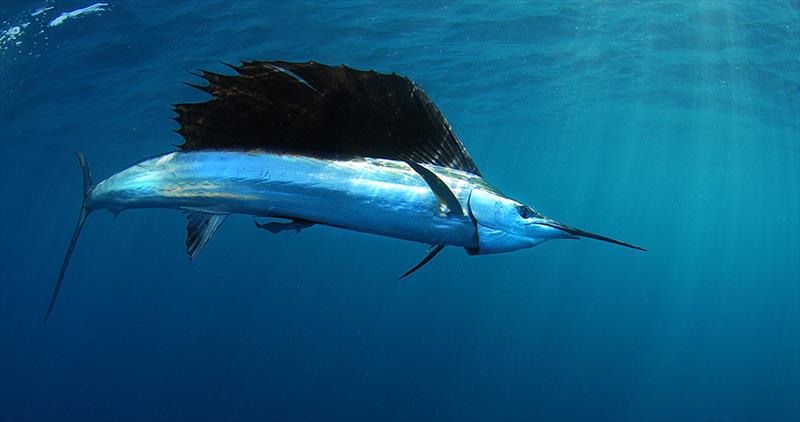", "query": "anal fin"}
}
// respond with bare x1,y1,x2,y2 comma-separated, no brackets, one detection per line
400,245,445,280
186,212,228,261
